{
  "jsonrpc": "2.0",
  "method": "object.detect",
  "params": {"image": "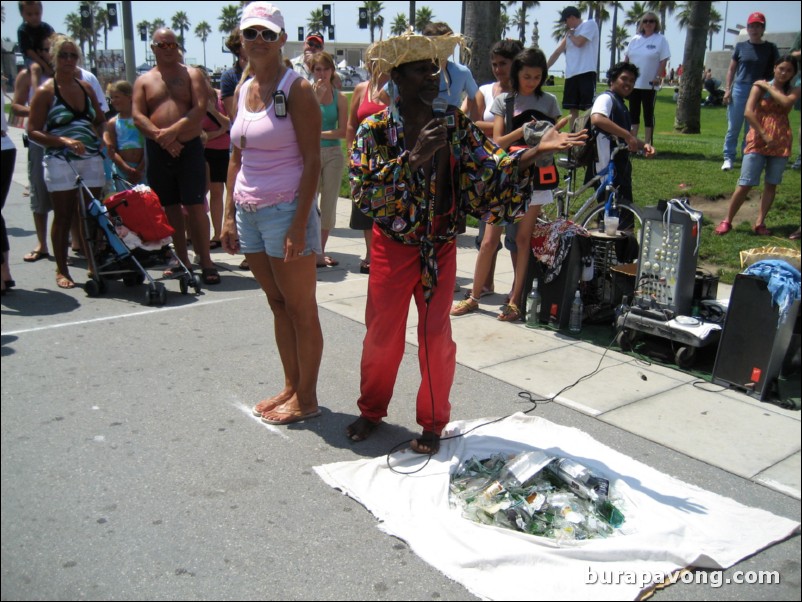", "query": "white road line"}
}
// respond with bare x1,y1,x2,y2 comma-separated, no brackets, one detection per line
1,295,256,336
